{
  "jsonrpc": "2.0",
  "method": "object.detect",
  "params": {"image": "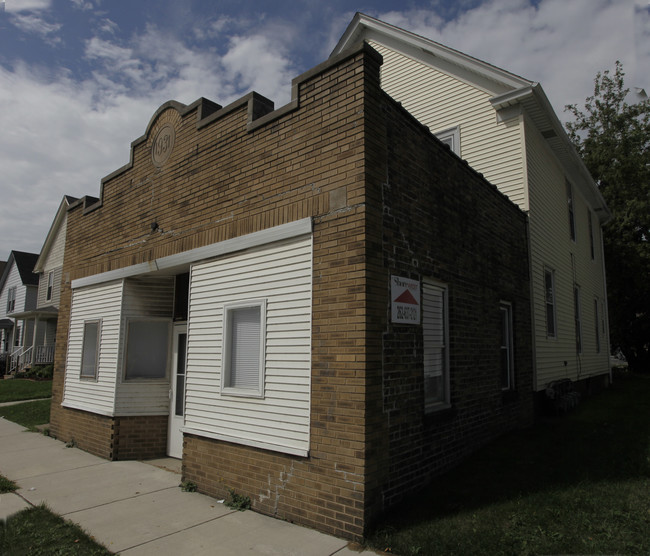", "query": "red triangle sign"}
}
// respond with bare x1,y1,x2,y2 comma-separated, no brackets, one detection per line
394,289,419,305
